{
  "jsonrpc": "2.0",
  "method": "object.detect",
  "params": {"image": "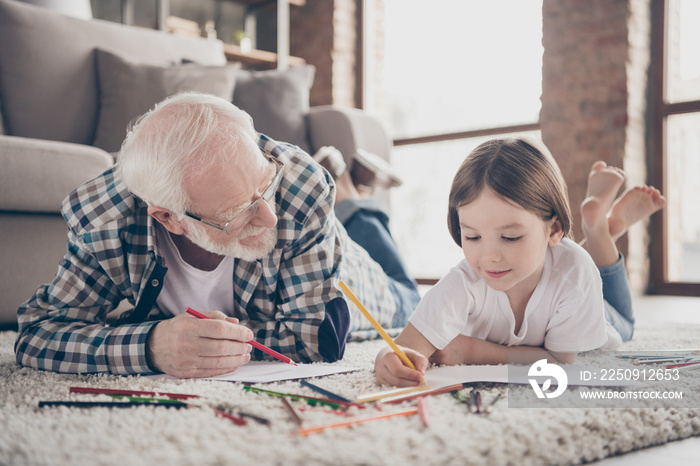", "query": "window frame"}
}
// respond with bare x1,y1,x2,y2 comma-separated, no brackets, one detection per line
649,0,700,295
